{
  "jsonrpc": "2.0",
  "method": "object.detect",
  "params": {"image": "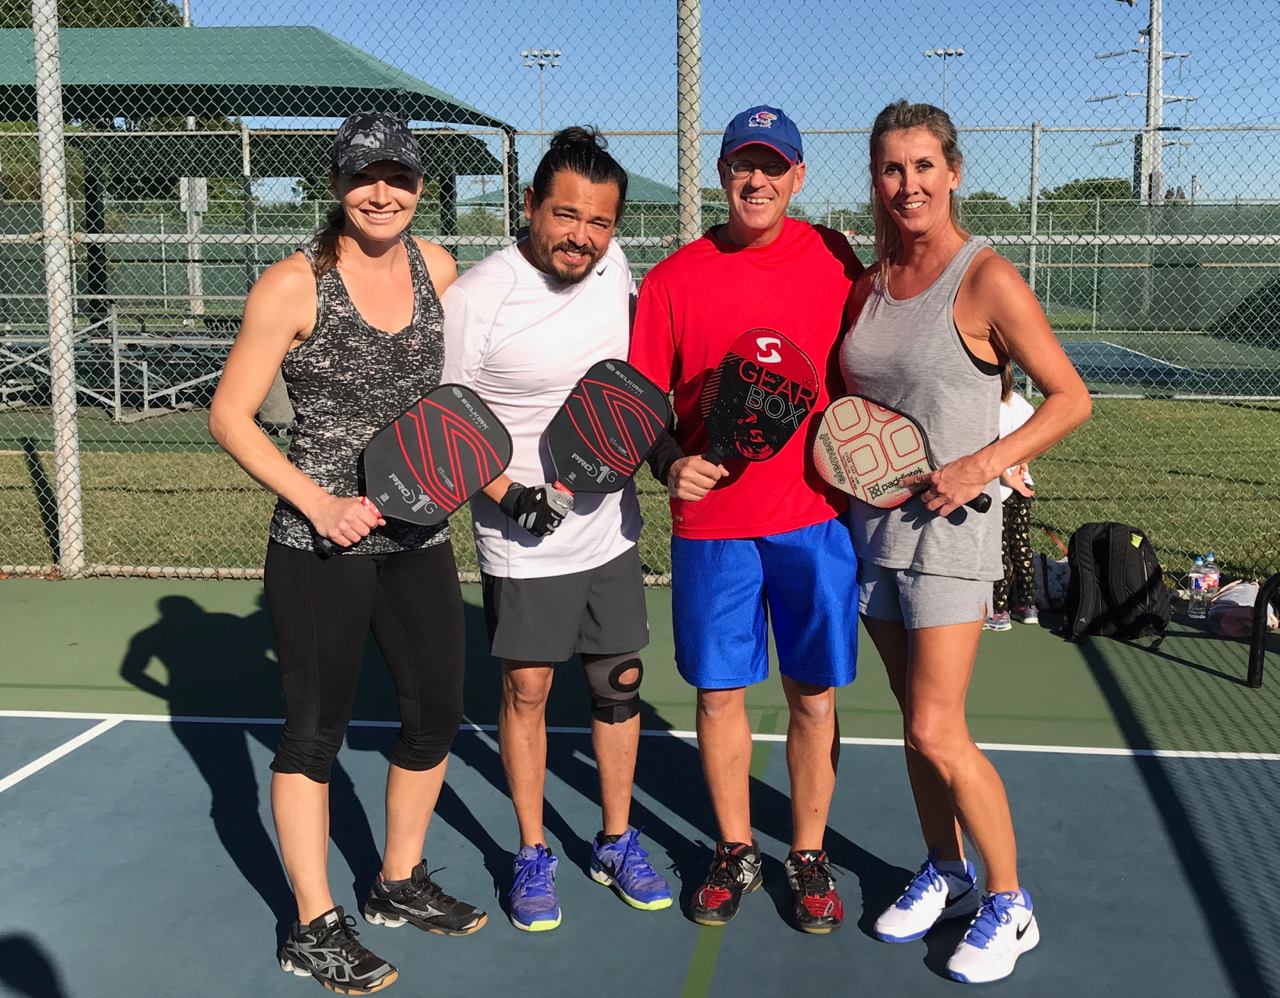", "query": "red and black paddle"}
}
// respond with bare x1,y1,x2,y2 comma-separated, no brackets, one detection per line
315,383,512,555
544,359,672,496
699,328,819,465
